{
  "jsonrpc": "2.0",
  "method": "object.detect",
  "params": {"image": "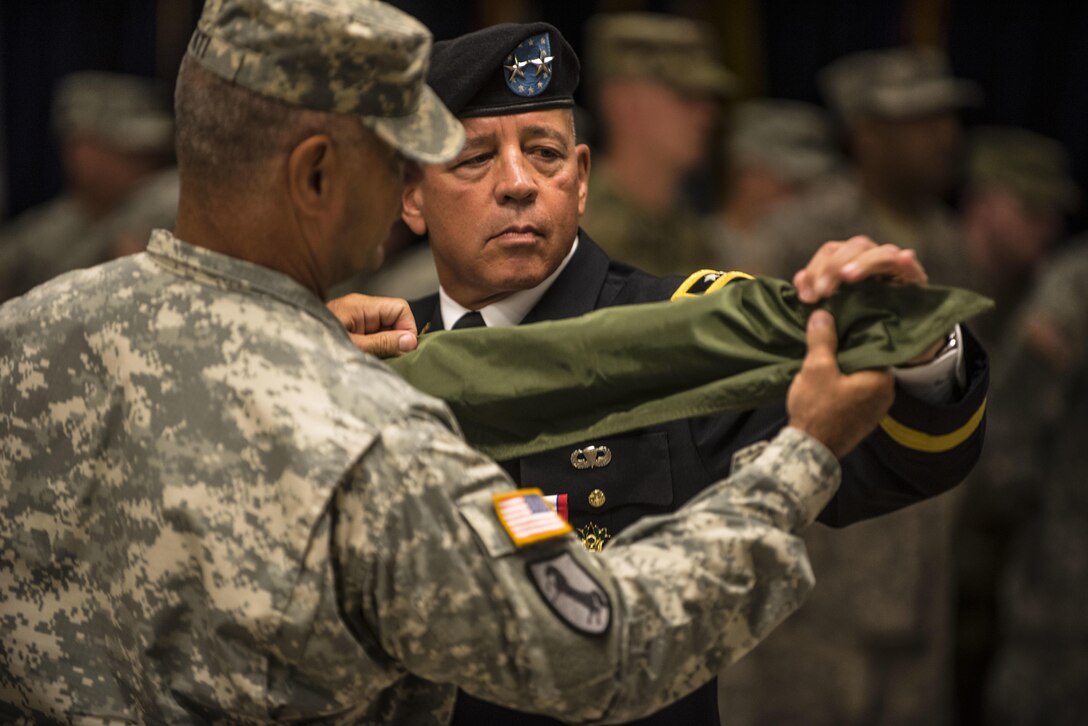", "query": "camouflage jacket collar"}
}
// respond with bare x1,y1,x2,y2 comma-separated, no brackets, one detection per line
145,228,347,339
